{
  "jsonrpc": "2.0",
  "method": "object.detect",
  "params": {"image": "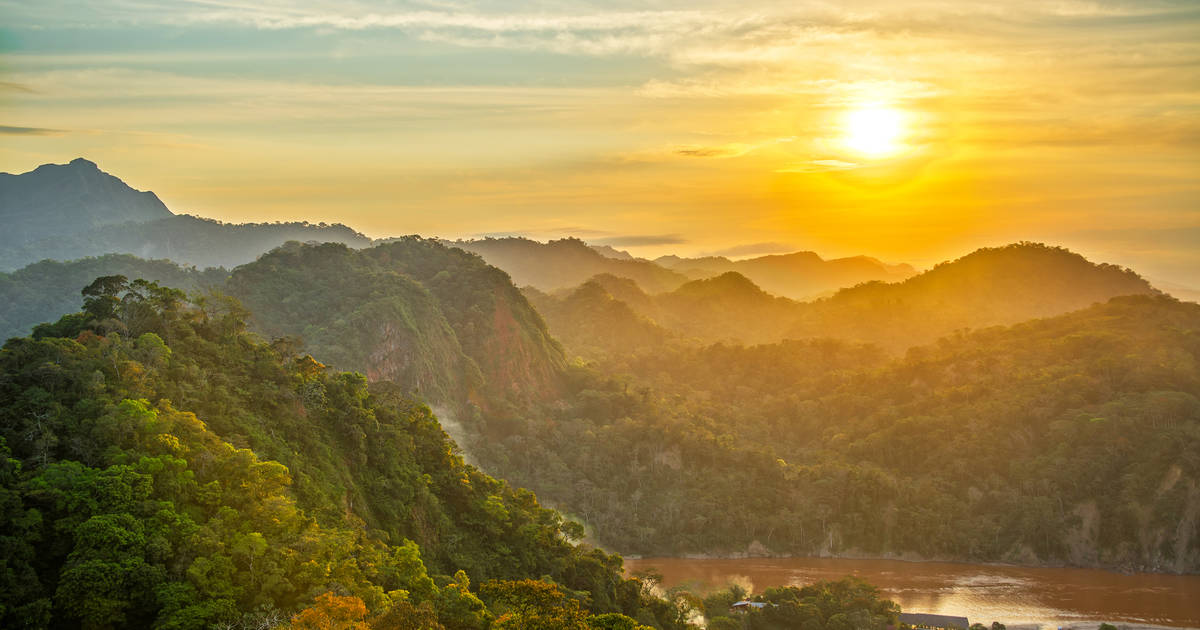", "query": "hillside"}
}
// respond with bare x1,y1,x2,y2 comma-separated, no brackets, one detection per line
655,272,802,344
447,237,689,293
0,239,568,412
656,251,916,300
524,280,672,360
0,278,687,629
0,254,228,341
0,157,171,251
227,238,567,411
787,242,1158,351
0,214,372,272
467,294,1200,571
